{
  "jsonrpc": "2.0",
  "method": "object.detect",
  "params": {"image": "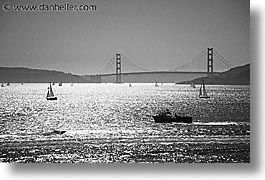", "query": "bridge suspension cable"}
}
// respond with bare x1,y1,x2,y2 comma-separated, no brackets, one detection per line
213,50,233,68
99,57,115,74
170,49,207,71
98,48,233,75
99,54,150,74
122,55,151,72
